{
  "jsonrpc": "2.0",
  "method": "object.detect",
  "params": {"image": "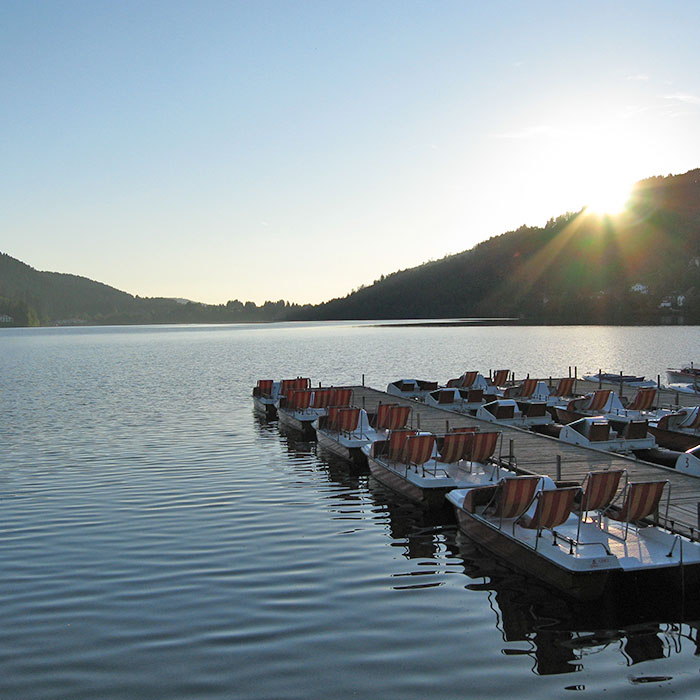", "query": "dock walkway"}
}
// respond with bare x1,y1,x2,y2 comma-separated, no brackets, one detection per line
347,384,700,539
